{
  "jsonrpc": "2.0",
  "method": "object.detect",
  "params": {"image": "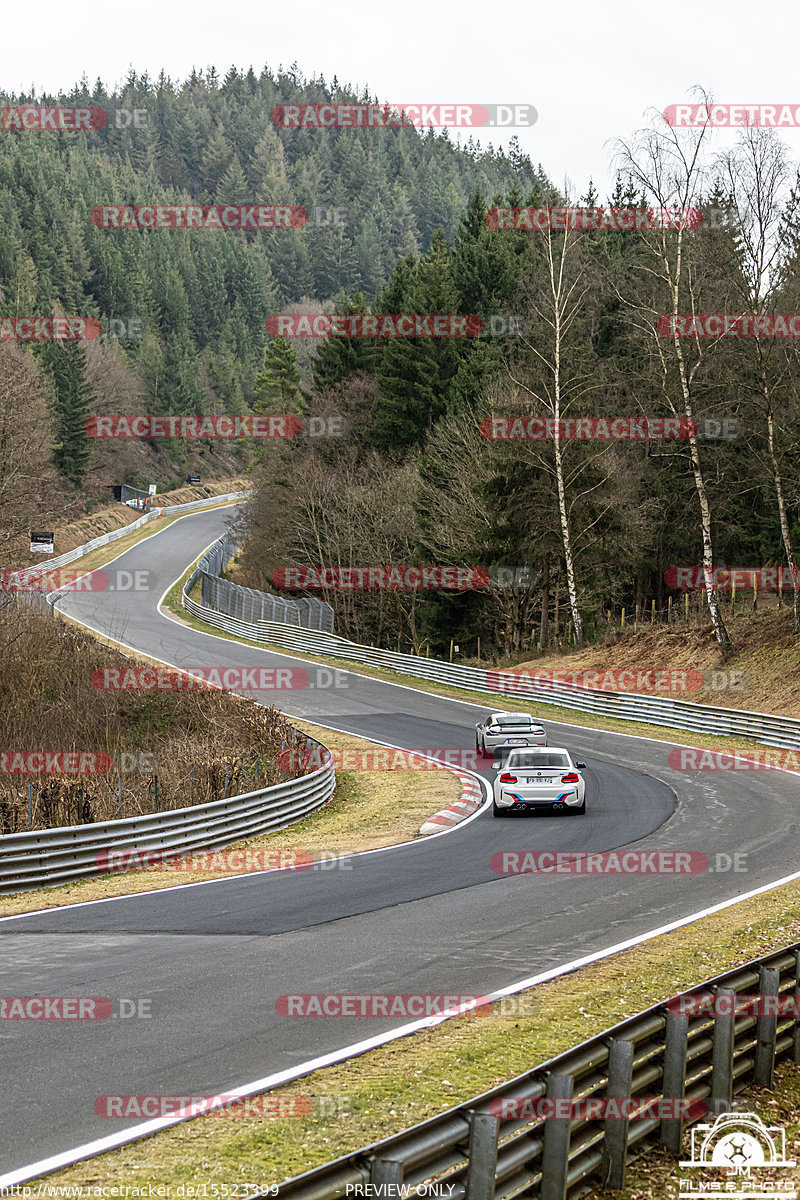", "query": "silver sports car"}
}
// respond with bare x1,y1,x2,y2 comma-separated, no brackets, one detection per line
476,711,547,757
